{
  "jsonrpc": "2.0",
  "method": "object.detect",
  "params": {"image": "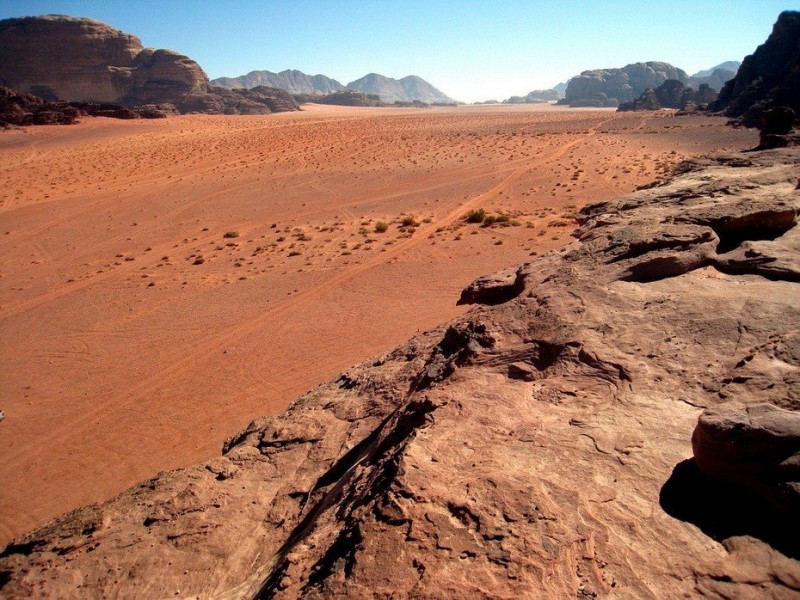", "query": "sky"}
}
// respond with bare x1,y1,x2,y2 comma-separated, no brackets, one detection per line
1,1,797,102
